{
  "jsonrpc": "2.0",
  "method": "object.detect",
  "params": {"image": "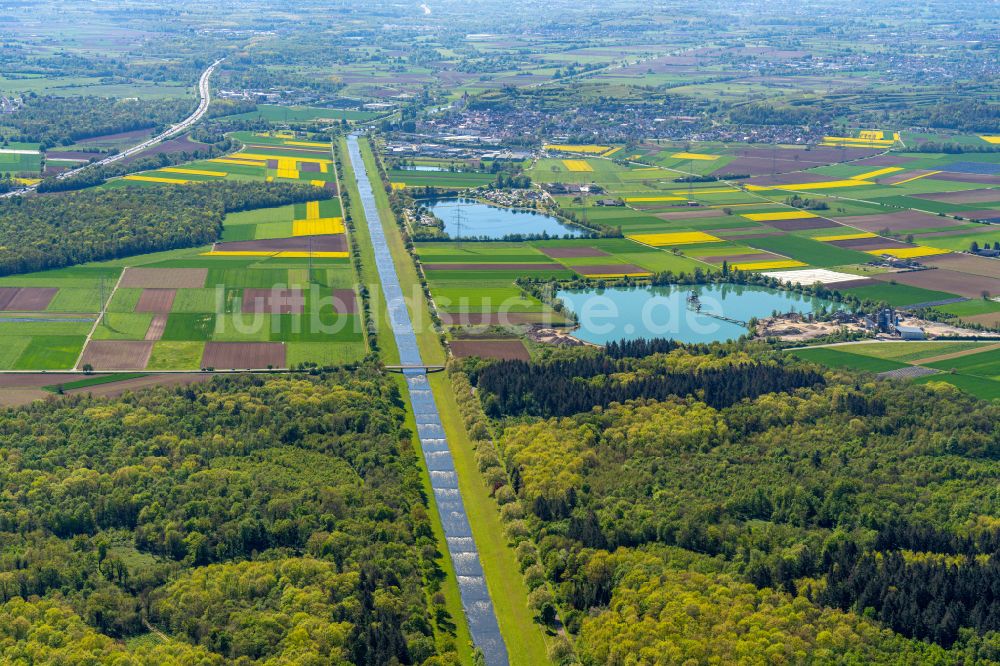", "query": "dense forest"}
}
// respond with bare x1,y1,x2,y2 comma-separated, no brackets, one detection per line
470,351,824,417
458,344,1000,663
0,95,195,148
0,369,461,664
729,103,831,126
0,182,328,275
896,100,1000,133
